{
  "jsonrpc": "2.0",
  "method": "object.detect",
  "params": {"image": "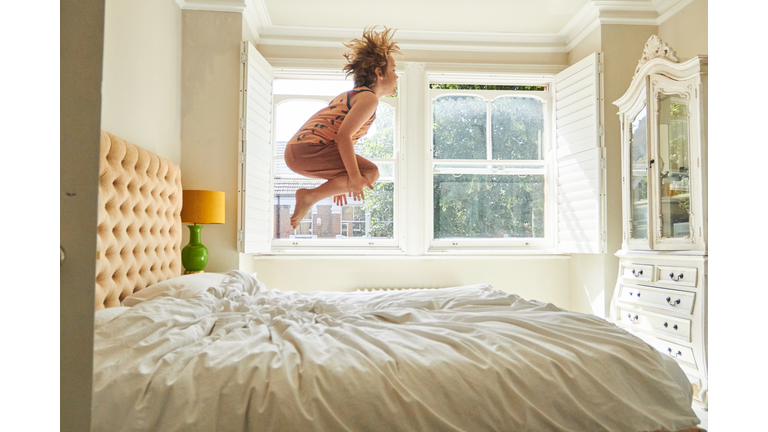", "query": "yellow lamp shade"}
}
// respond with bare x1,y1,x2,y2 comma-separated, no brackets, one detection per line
181,190,225,224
